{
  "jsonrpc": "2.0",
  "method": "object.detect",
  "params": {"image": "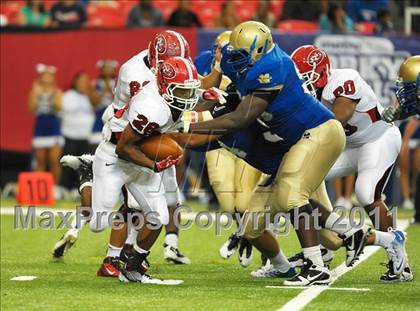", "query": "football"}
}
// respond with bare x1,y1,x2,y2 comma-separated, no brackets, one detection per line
139,134,183,161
